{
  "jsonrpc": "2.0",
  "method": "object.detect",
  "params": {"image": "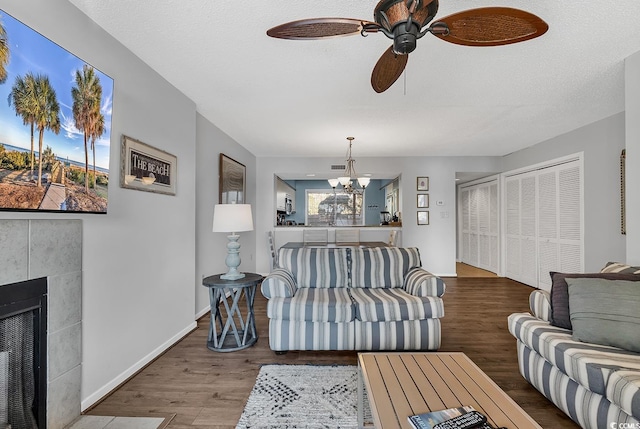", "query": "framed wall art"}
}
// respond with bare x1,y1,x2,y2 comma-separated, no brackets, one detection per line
417,211,430,225
417,193,429,208
417,177,429,191
120,135,177,195
219,154,245,204
0,8,114,213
